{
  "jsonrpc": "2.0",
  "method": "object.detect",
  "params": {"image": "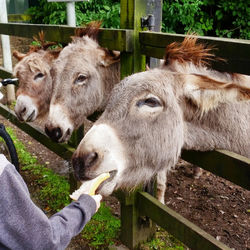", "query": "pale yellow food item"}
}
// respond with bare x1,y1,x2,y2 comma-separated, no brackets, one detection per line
70,172,110,200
